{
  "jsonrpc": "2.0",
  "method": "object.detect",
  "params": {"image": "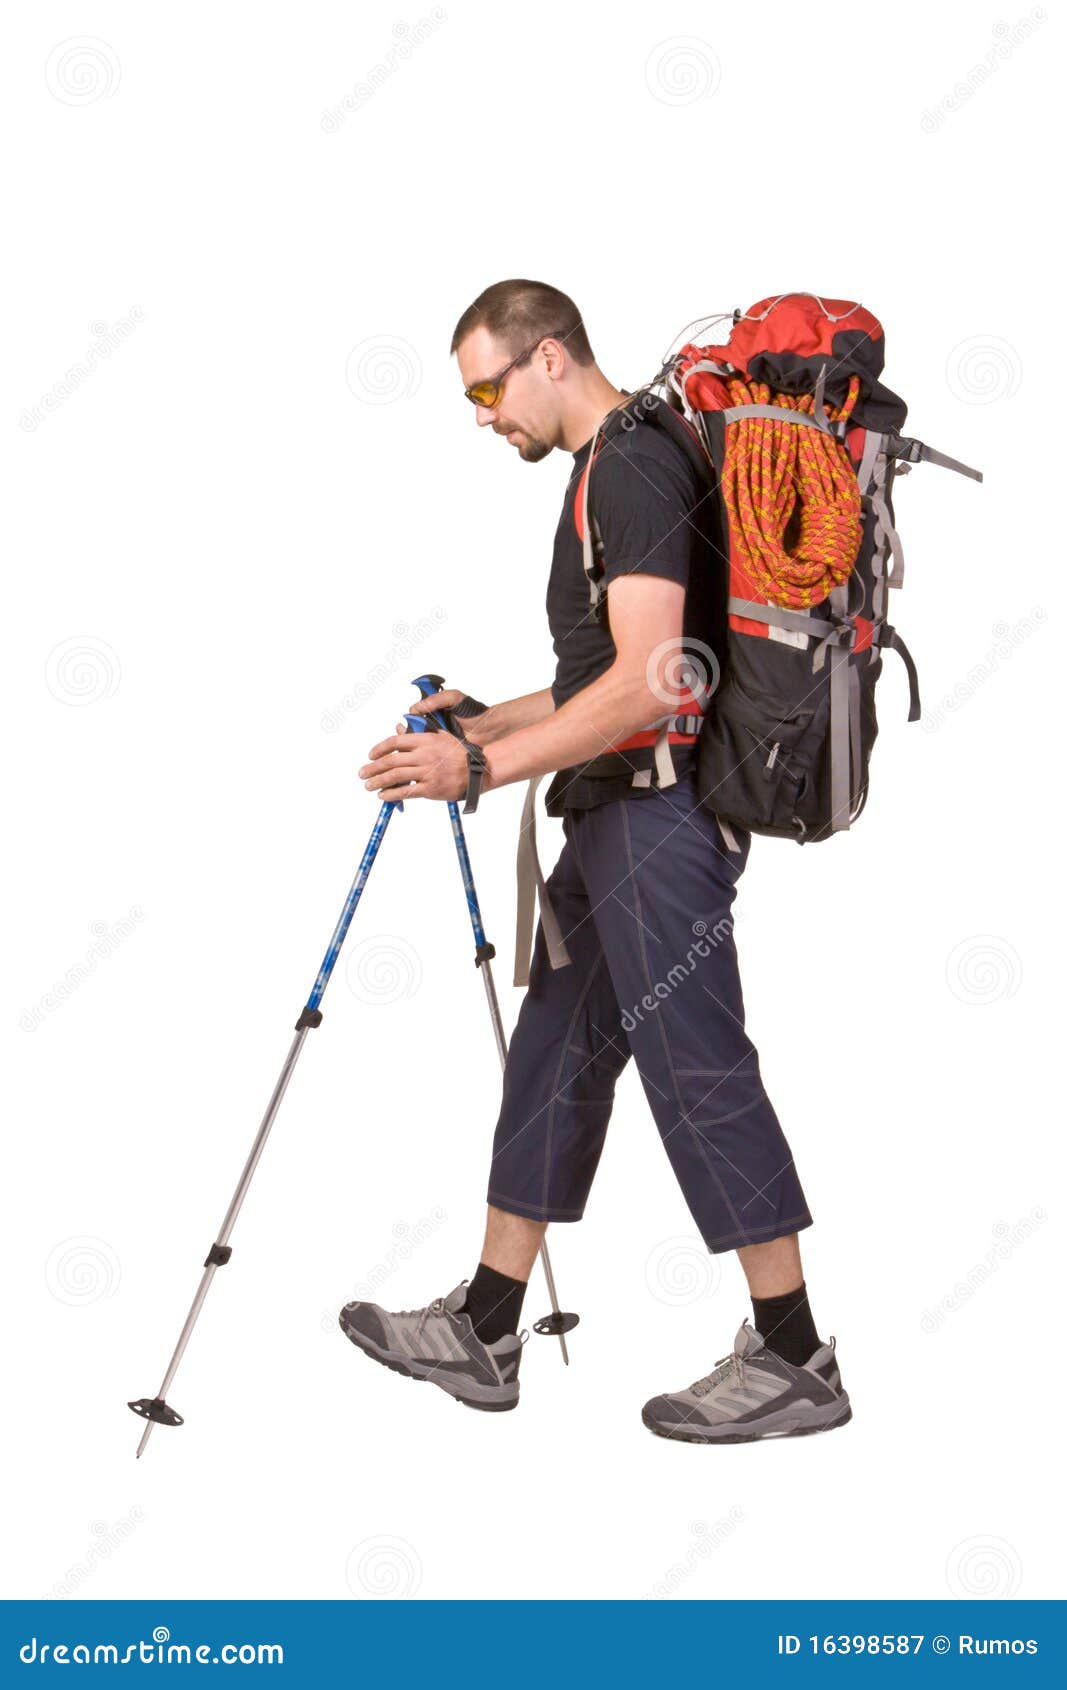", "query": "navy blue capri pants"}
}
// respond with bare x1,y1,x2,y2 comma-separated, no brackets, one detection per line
488,776,812,1253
